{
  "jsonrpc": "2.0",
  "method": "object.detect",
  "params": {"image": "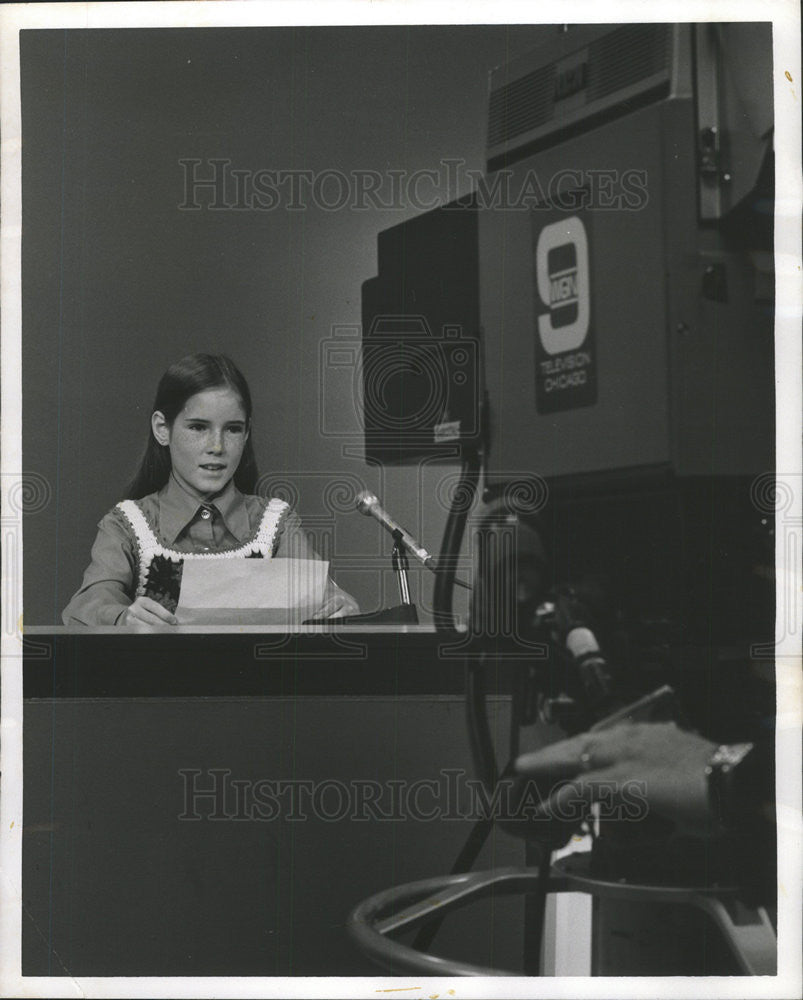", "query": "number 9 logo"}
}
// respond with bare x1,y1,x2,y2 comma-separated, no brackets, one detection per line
535,216,590,356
